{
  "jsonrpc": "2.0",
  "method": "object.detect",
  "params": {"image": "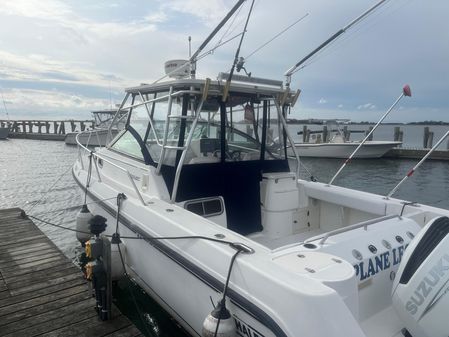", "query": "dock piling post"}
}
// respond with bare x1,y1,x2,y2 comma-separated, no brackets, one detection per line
322,125,328,143
305,129,311,142
343,126,350,141
394,126,400,141
365,126,373,140
302,125,307,142
423,127,429,148
427,131,434,148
